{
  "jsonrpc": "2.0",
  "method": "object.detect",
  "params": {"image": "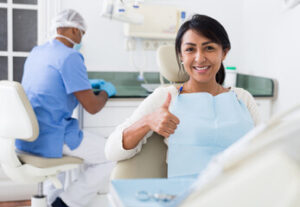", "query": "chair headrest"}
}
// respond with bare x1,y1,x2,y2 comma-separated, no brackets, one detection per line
156,45,189,83
0,81,39,141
